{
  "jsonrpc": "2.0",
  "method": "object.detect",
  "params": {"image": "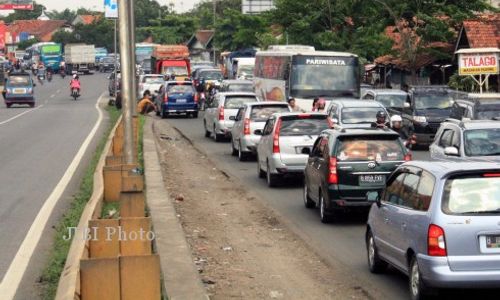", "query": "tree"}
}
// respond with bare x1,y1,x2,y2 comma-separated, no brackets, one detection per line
17,38,40,50
52,18,115,50
46,8,76,23
2,2,46,23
